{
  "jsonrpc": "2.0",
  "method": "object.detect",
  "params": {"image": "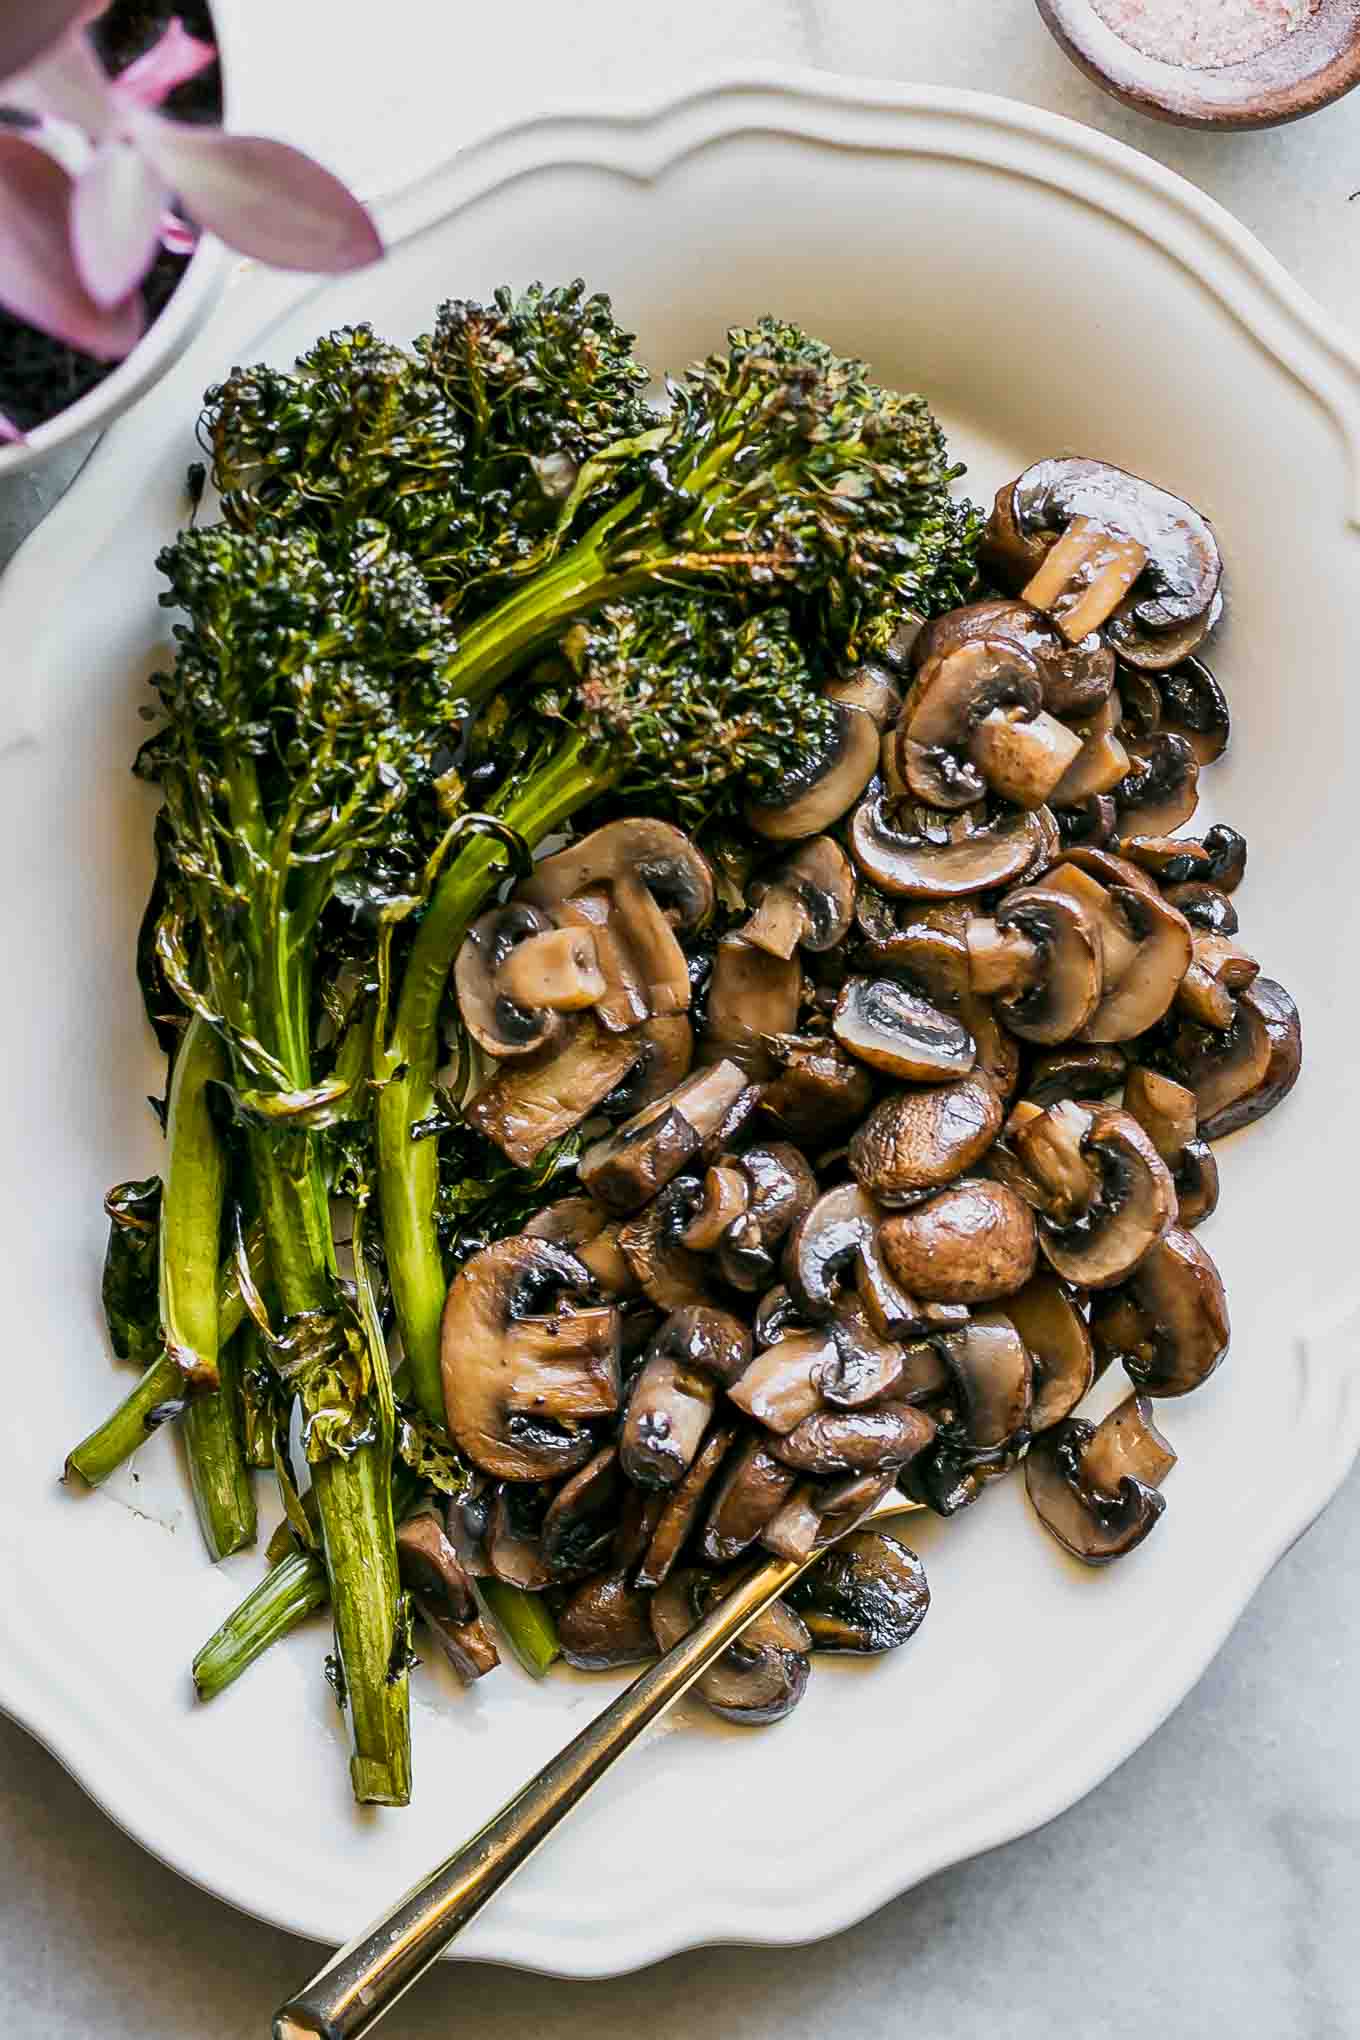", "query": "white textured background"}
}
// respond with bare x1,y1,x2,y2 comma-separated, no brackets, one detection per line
3,3,1359,2034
